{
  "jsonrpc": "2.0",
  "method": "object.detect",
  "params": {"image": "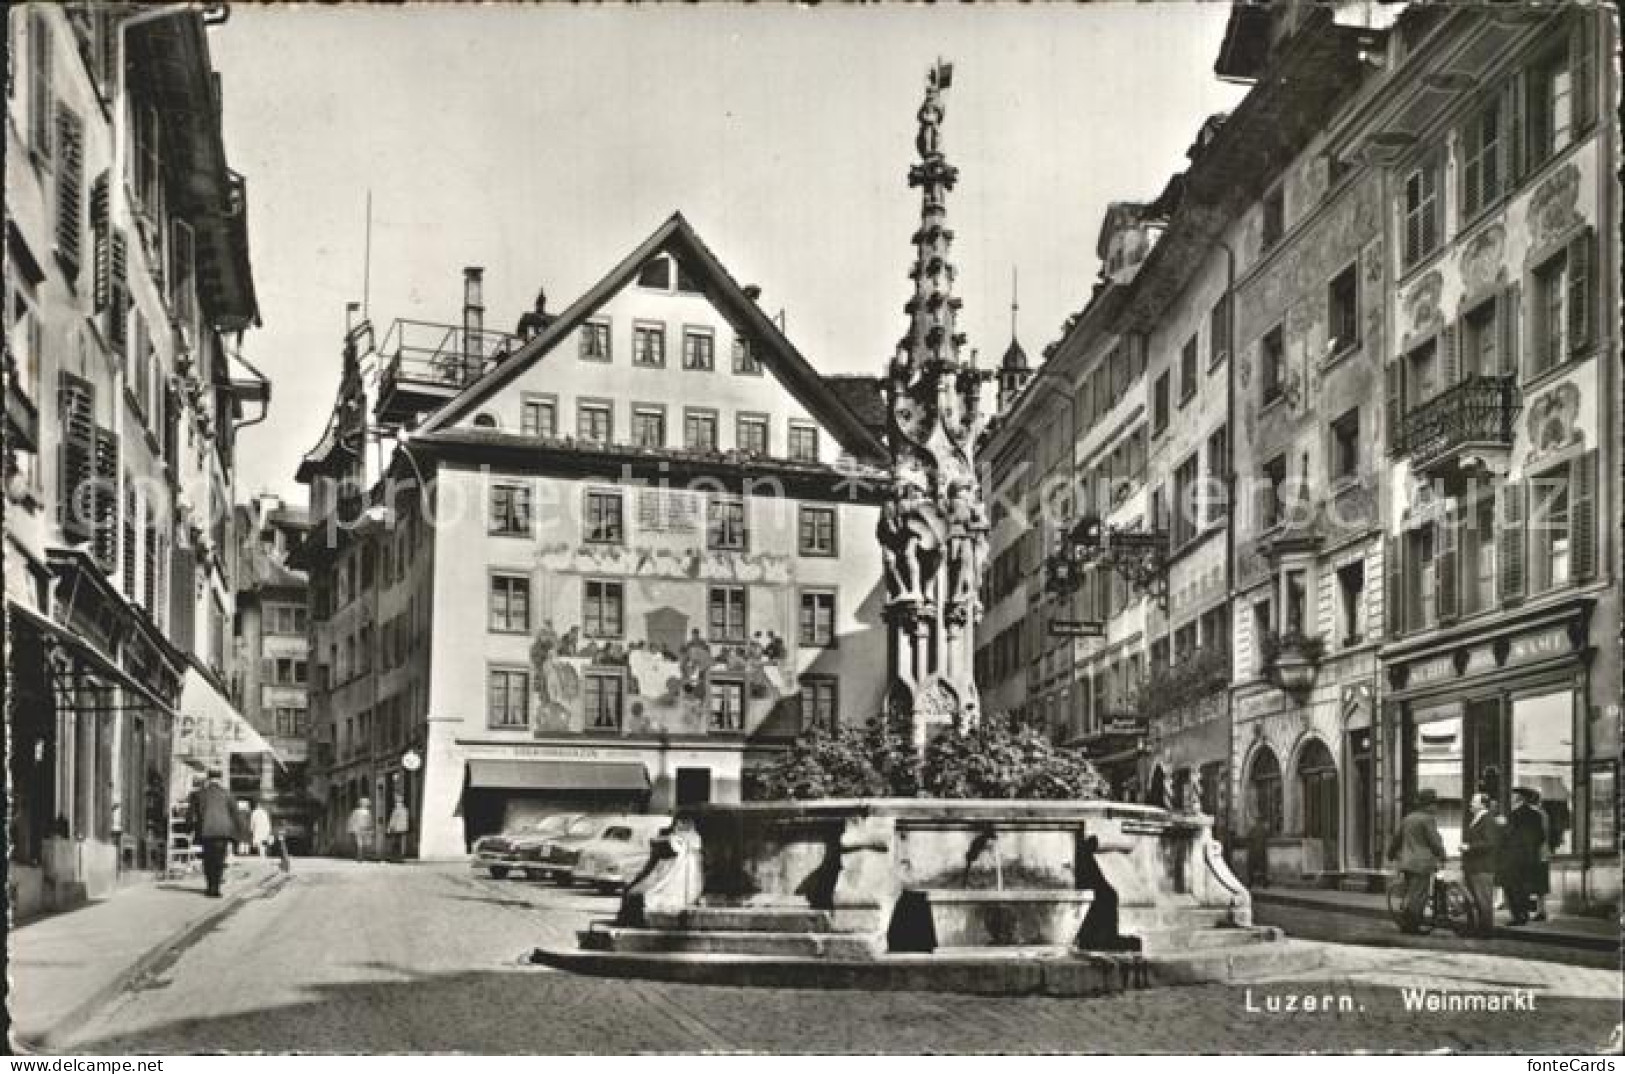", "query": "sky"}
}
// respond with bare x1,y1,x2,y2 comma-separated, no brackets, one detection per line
212,4,1247,505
